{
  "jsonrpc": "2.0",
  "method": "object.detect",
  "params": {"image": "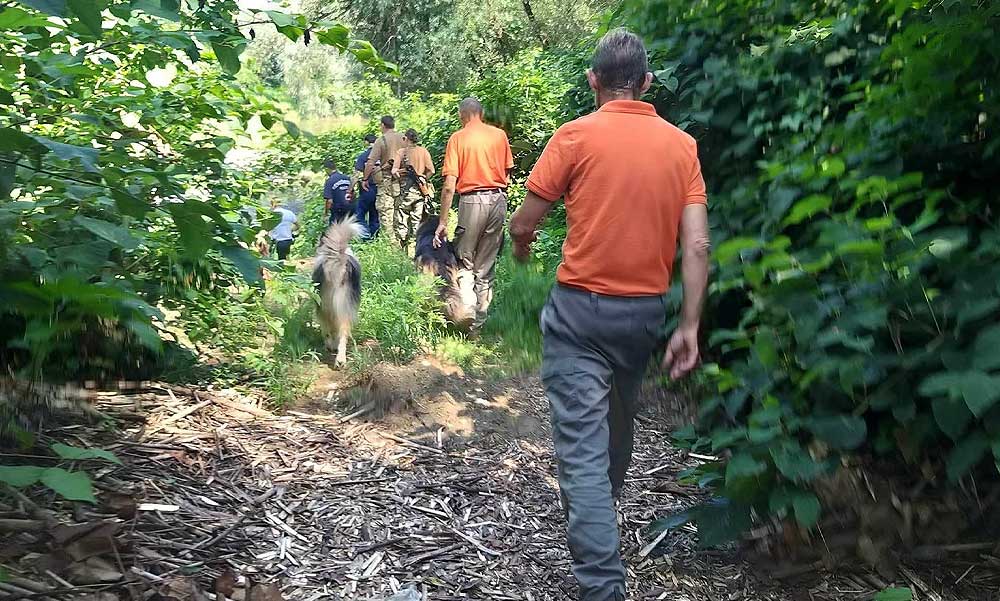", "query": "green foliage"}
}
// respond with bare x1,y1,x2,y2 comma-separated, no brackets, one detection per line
51,443,122,465
0,442,119,503
1,0,391,378
484,254,556,373
353,237,450,361
875,588,913,601
626,0,1000,544
329,0,606,95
